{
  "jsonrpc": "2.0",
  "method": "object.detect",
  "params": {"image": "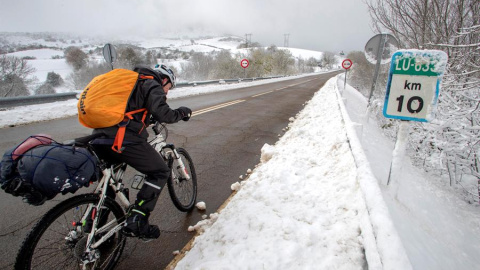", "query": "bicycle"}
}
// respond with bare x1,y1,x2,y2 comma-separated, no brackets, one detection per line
14,122,198,270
